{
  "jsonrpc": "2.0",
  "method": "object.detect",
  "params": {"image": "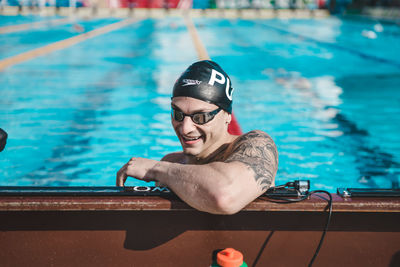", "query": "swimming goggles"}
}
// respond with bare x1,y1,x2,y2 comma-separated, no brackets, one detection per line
171,107,222,125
